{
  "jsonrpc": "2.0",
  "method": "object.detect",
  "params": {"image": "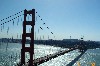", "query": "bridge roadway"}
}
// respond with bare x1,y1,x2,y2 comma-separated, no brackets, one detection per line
32,47,78,66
